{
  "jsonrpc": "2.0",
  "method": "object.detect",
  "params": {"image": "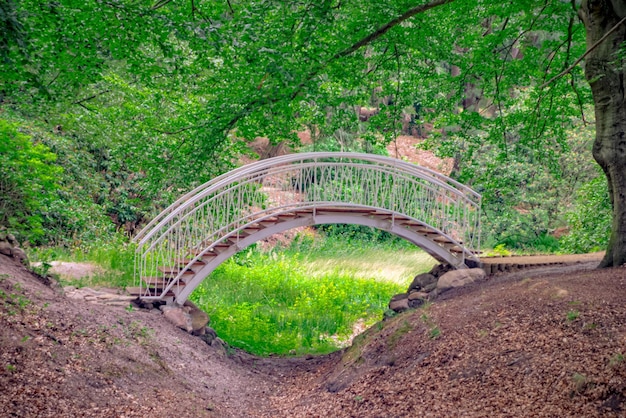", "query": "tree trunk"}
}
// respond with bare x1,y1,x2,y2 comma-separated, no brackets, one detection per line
580,0,626,267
